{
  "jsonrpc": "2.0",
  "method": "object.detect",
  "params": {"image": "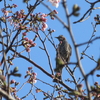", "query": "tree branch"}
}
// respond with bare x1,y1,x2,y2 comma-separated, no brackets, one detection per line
0,89,16,100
